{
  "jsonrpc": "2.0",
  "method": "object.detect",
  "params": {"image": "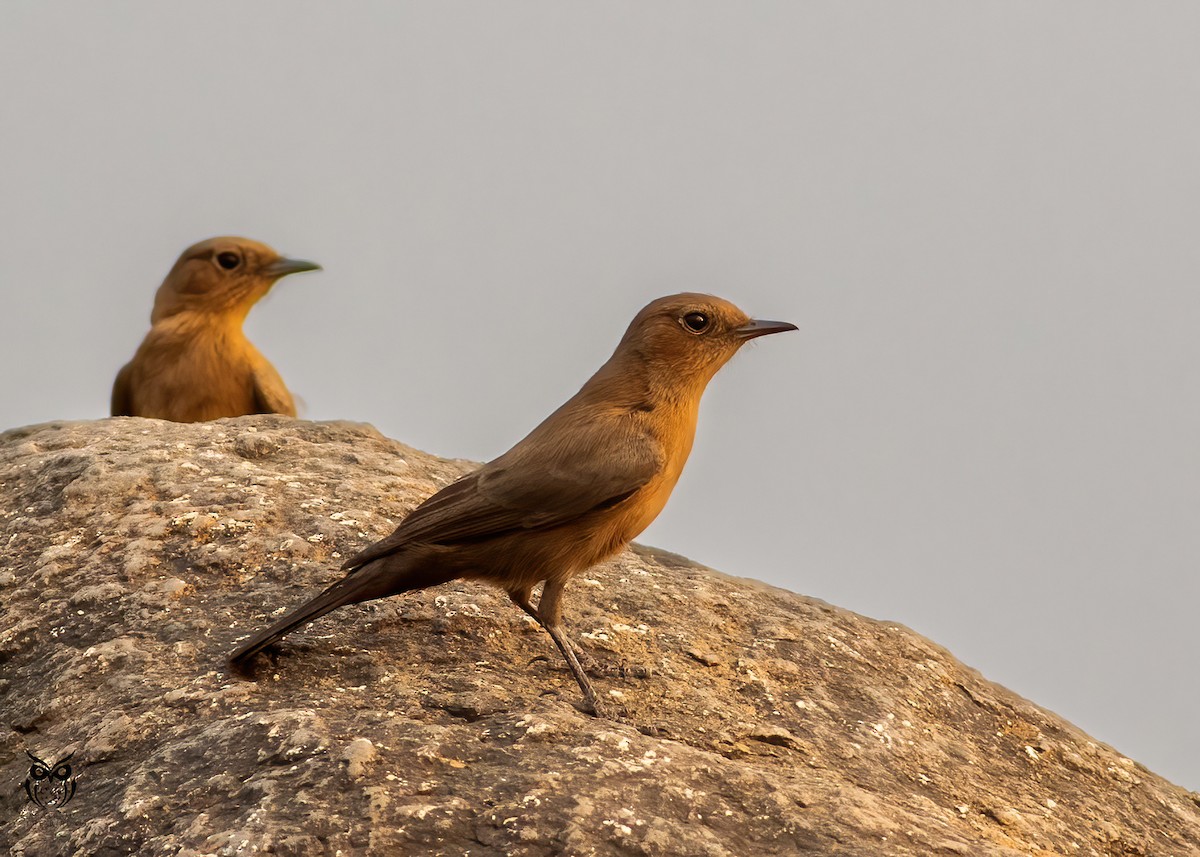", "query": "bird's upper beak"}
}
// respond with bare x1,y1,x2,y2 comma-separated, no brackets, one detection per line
734,318,799,341
262,257,322,278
